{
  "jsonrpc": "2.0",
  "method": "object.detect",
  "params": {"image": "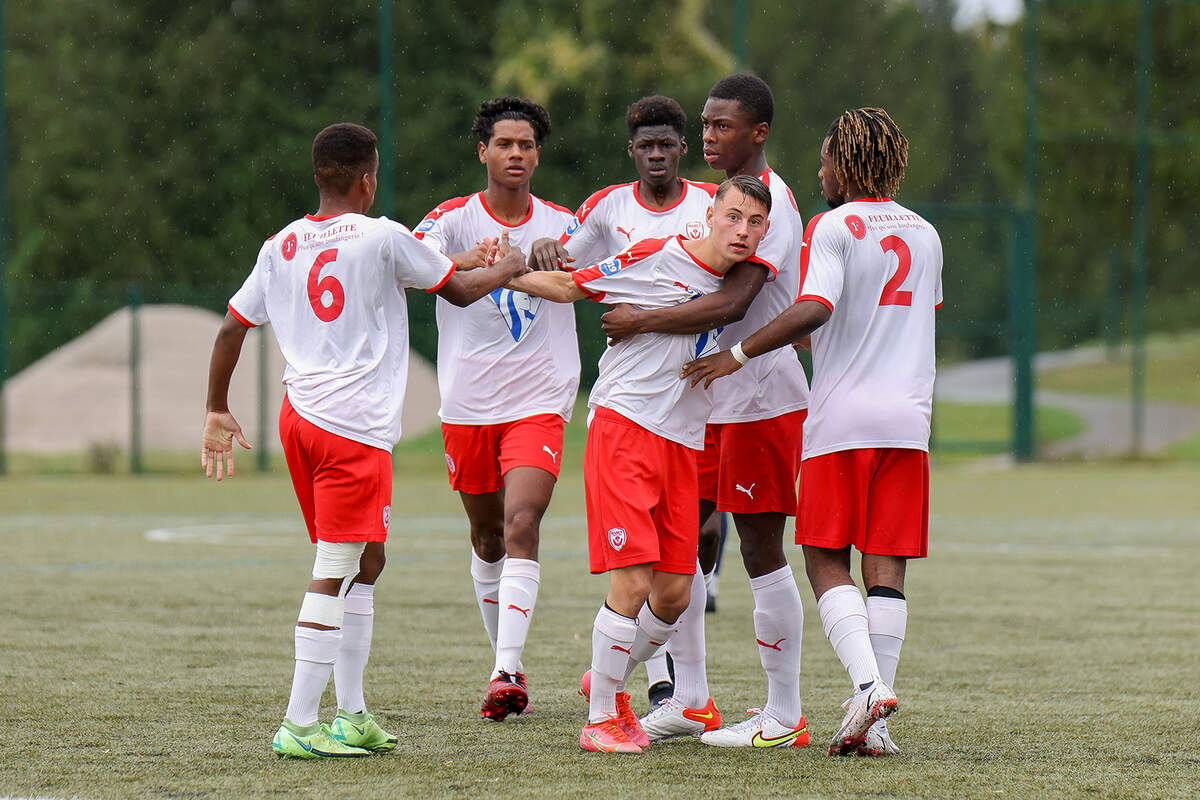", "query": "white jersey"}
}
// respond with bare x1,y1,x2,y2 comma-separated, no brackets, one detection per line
228,213,455,451
558,179,717,269
414,192,580,425
710,168,811,423
574,236,769,450
797,198,943,459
